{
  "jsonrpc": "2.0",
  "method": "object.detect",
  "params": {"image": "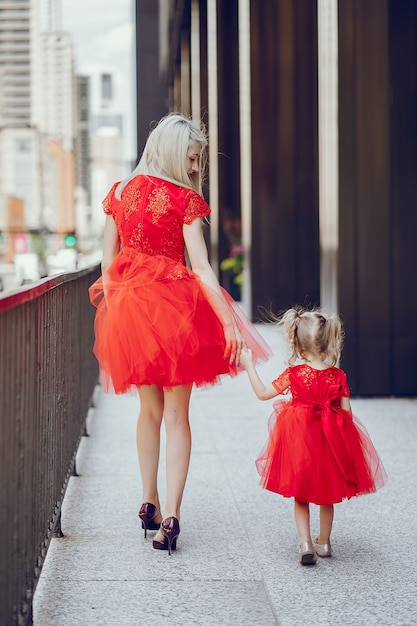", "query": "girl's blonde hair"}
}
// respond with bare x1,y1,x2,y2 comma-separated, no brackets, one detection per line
116,112,208,198
279,307,343,367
